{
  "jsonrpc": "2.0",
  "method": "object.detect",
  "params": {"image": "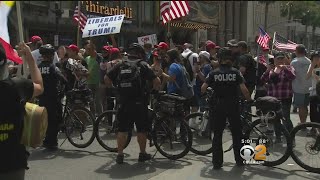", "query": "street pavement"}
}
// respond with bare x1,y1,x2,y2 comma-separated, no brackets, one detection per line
26,111,320,180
